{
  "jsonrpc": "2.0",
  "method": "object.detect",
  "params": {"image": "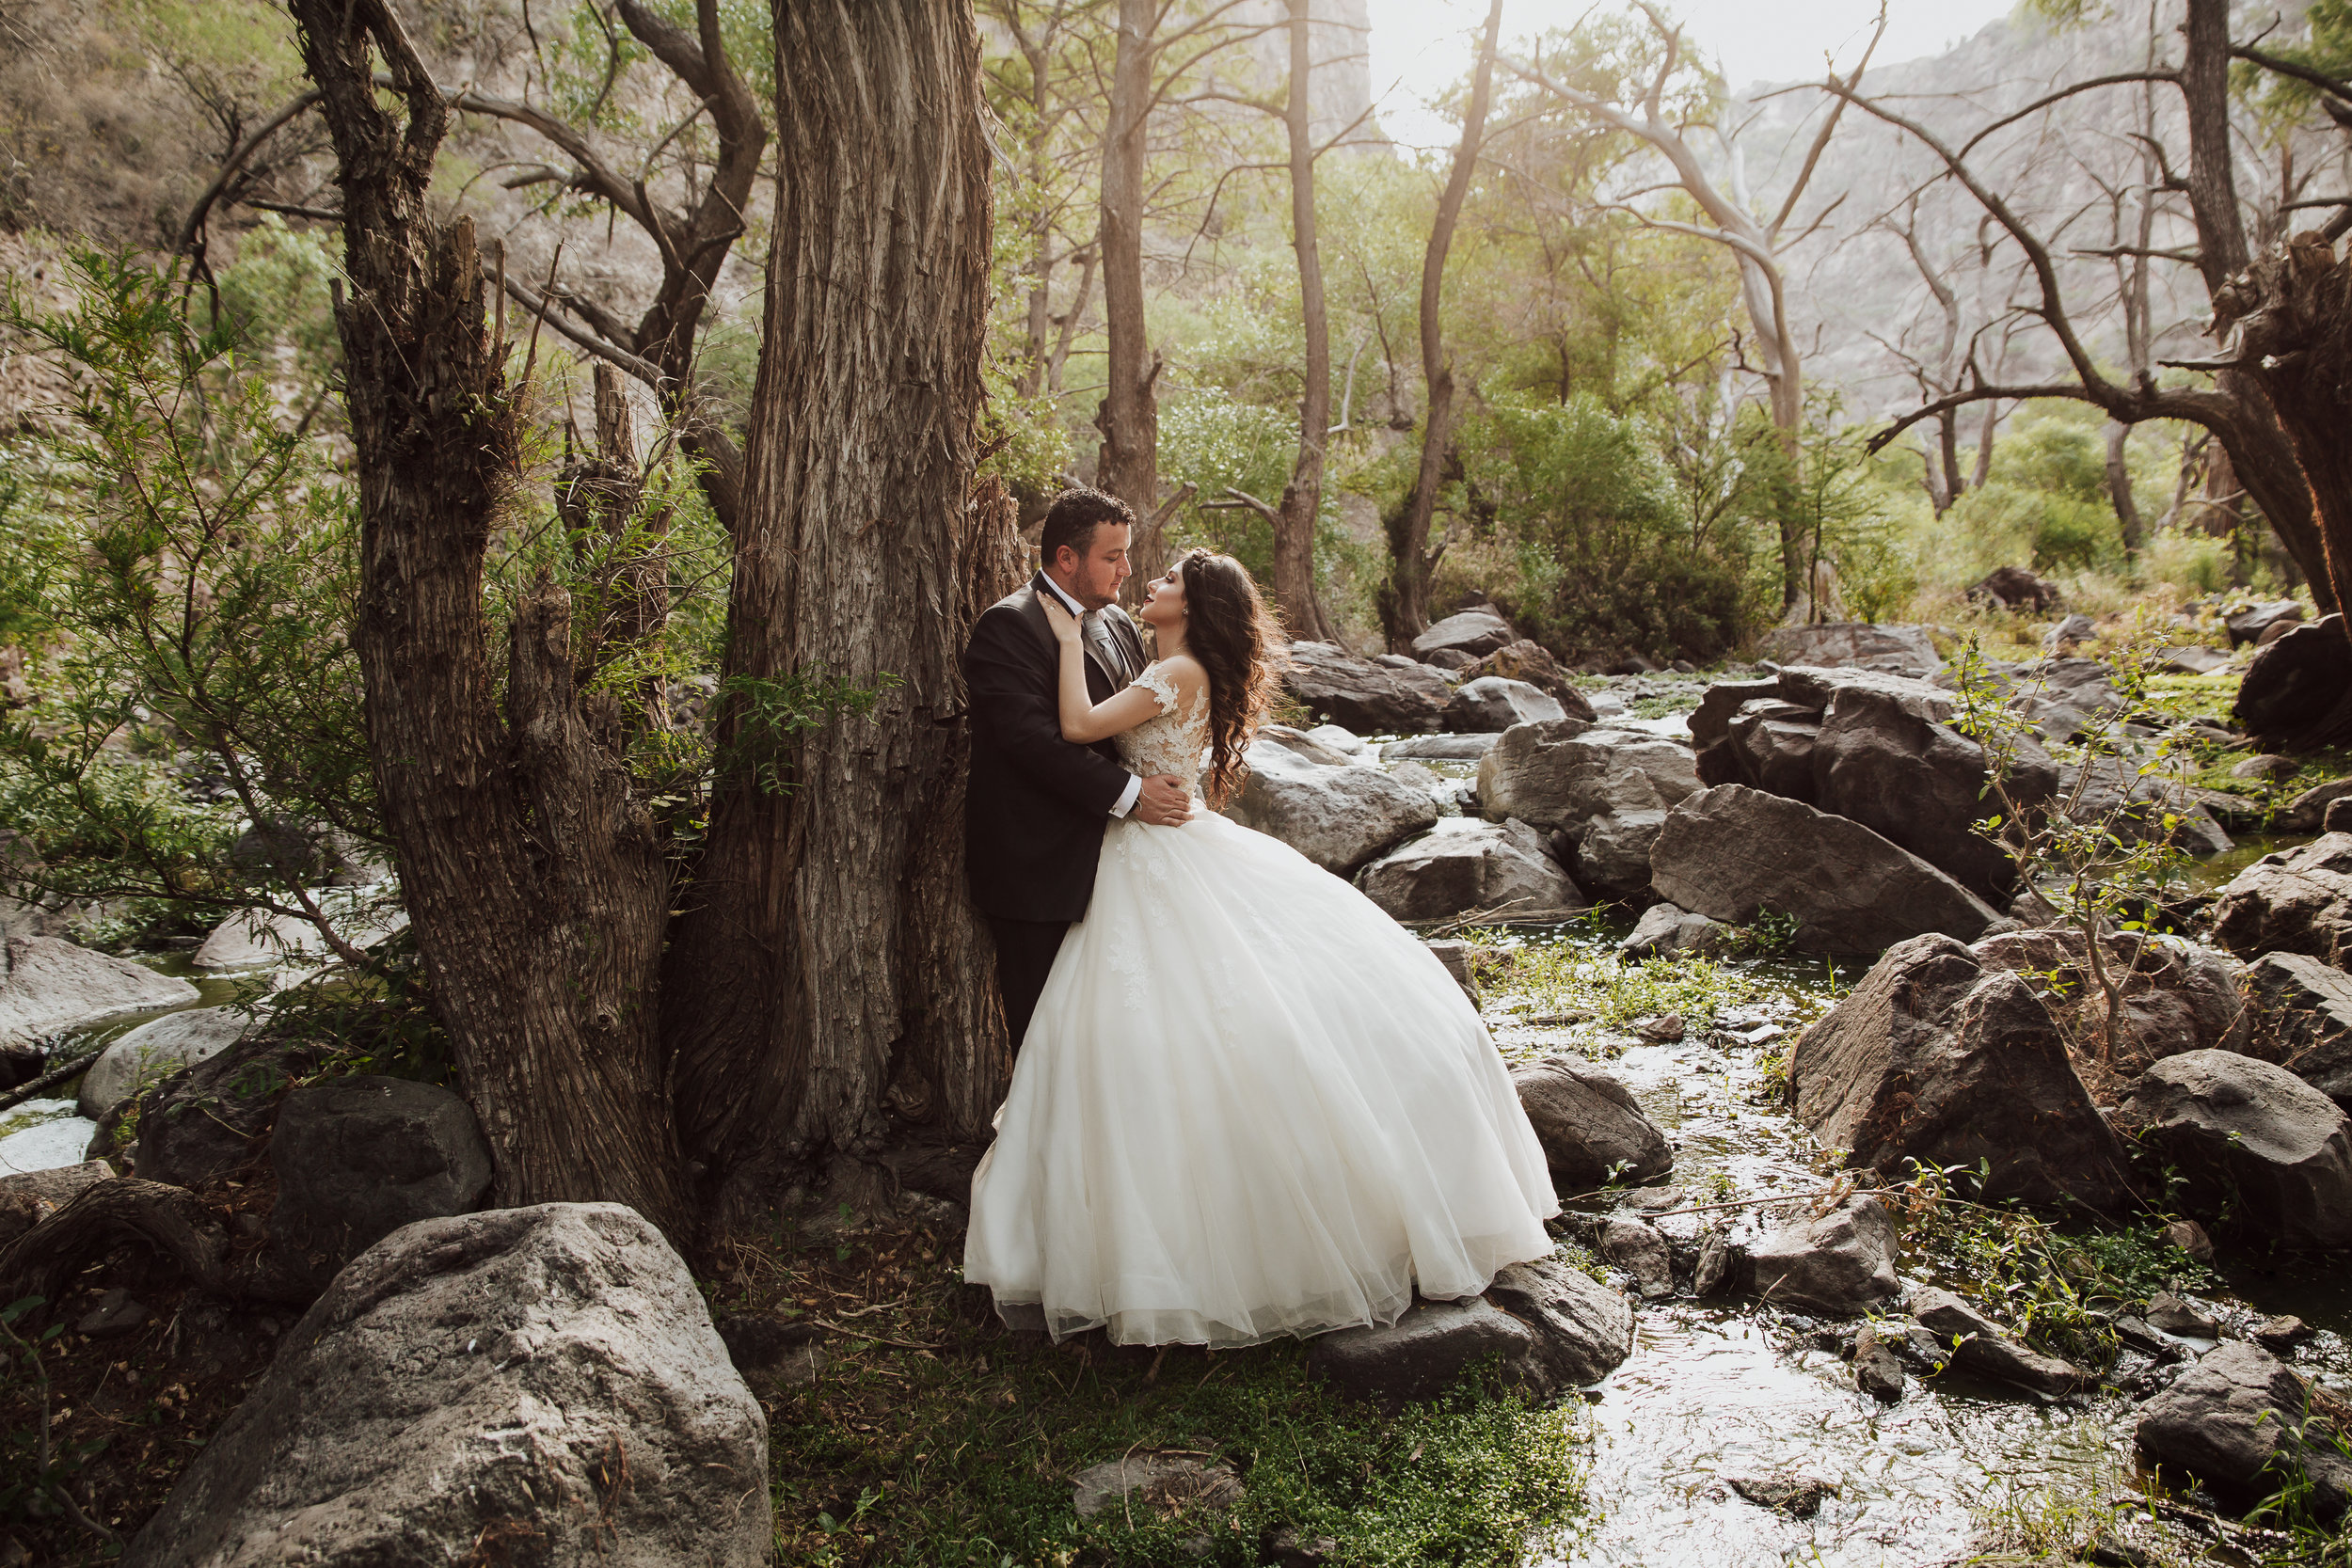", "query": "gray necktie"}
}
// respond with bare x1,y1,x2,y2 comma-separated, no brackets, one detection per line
1083,610,1126,685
